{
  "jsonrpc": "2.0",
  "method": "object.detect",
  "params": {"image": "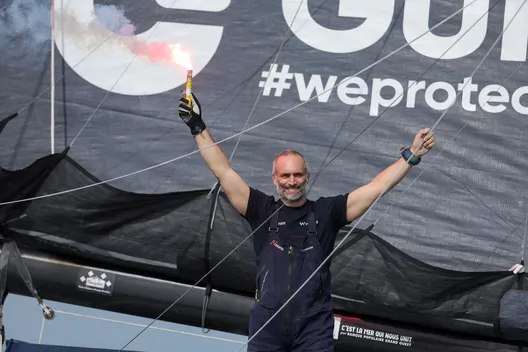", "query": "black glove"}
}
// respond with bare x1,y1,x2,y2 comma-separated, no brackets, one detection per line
178,92,206,136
